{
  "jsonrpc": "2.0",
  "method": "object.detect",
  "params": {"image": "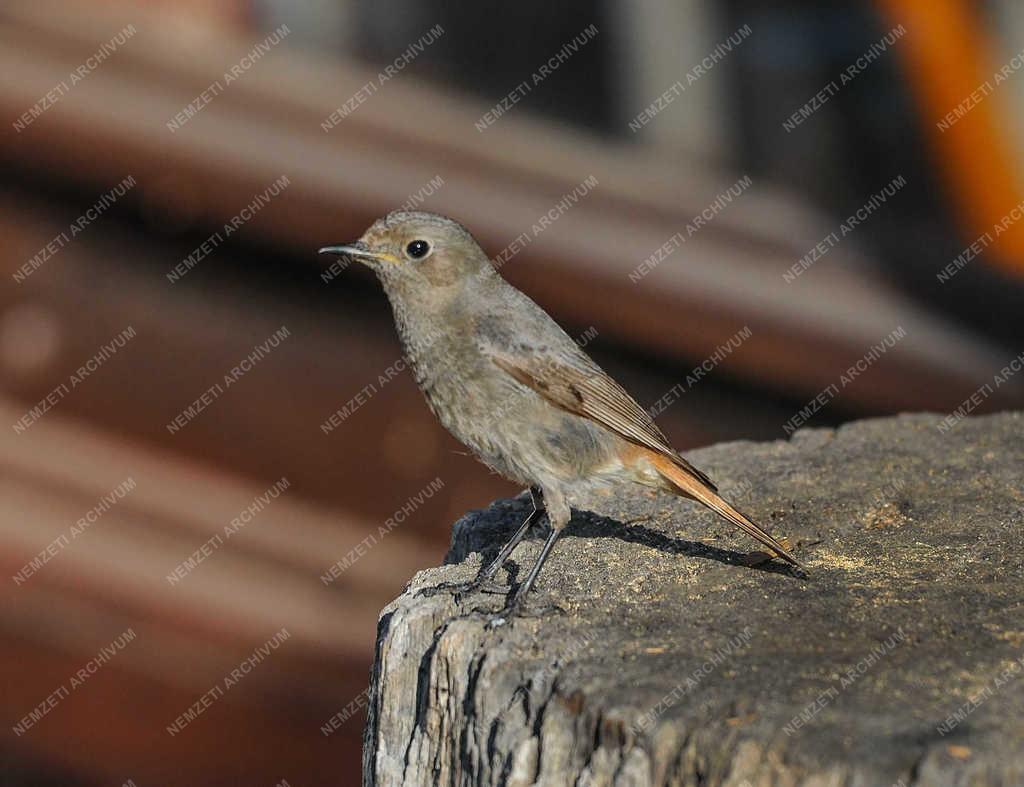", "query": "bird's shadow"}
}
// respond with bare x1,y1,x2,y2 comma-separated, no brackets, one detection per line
460,502,803,580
